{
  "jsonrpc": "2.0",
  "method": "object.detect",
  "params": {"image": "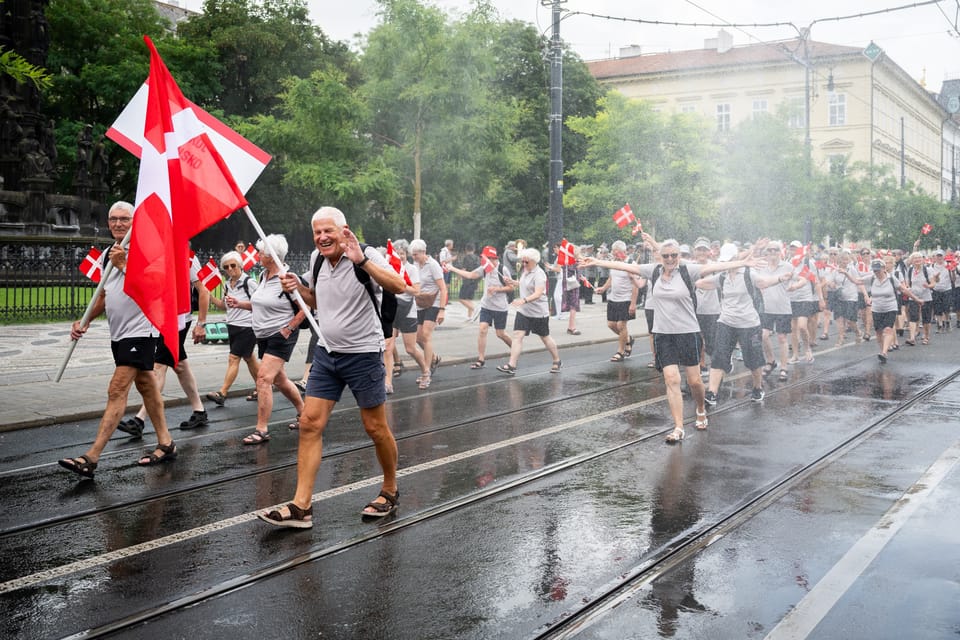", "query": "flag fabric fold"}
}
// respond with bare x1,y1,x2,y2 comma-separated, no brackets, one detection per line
557,239,576,266
480,255,495,274
613,204,634,228
386,240,413,285
78,247,103,283
120,36,250,366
